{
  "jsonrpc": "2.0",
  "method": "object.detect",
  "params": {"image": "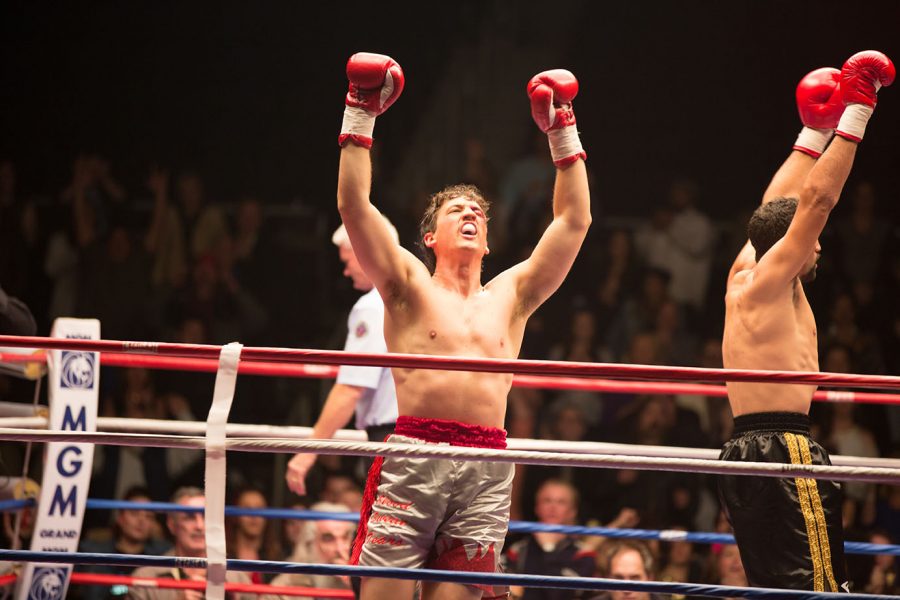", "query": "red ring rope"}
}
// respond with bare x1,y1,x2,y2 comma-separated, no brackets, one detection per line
2,334,899,389
67,572,354,597
3,351,896,405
